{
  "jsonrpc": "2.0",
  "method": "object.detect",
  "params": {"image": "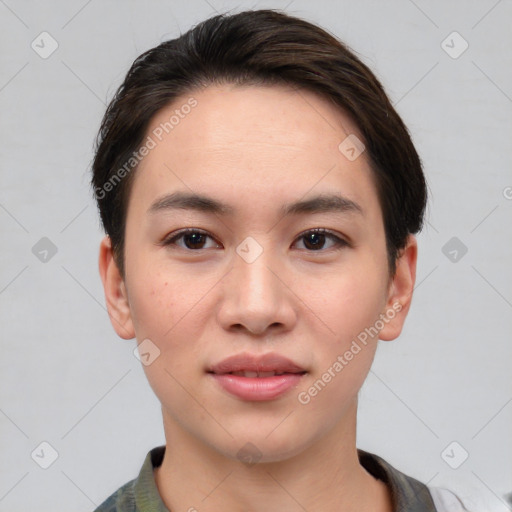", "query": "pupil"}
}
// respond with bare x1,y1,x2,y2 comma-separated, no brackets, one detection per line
186,233,204,249
306,232,324,250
